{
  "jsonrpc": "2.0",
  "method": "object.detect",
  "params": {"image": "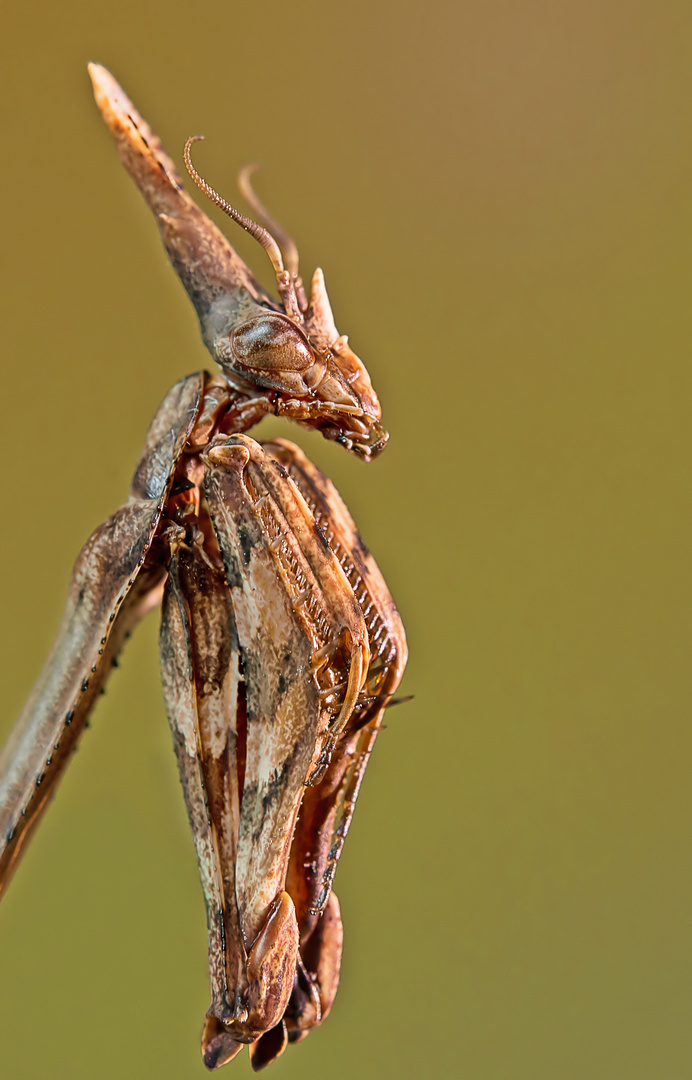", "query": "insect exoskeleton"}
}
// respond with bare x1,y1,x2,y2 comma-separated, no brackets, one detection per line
0,63,408,1074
